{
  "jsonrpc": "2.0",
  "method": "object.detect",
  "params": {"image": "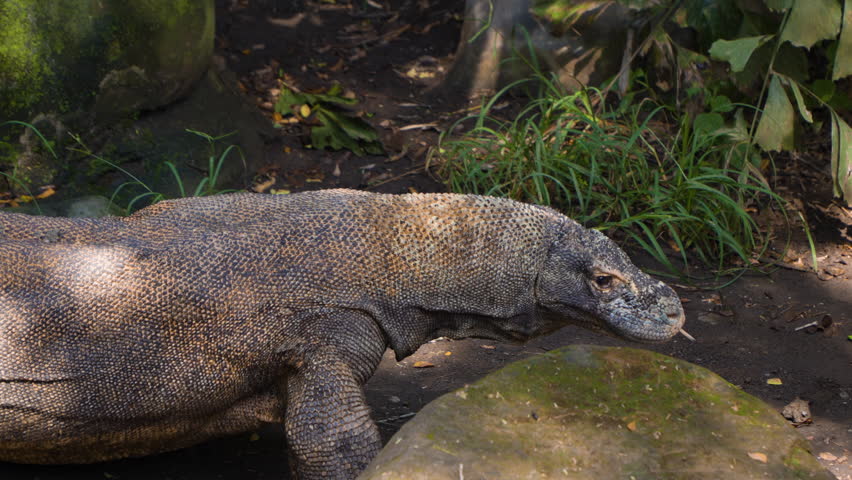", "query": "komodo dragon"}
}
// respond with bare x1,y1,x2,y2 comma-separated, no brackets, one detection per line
0,189,686,479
